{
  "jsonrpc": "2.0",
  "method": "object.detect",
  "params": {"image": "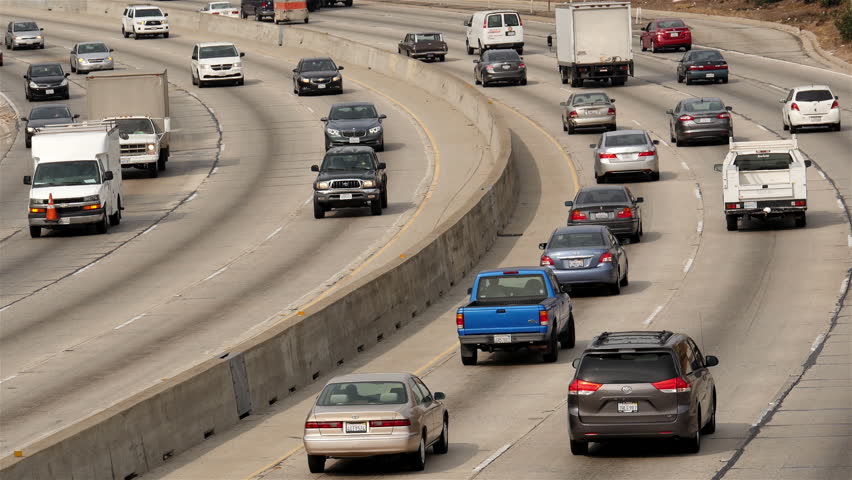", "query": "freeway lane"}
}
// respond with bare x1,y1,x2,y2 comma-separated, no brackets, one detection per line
139,2,850,479
0,7,489,457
